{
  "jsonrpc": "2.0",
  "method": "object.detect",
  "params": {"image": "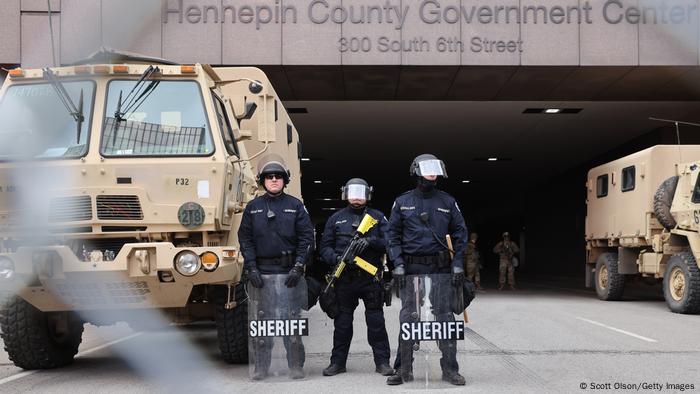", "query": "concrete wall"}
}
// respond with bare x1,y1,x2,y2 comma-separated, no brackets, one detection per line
2,0,699,68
